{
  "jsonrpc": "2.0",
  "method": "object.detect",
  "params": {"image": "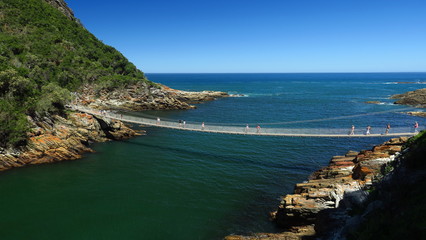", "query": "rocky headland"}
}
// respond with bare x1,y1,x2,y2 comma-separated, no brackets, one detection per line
391,88,426,118
76,83,228,111
226,136,420,240
391,88,426,108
